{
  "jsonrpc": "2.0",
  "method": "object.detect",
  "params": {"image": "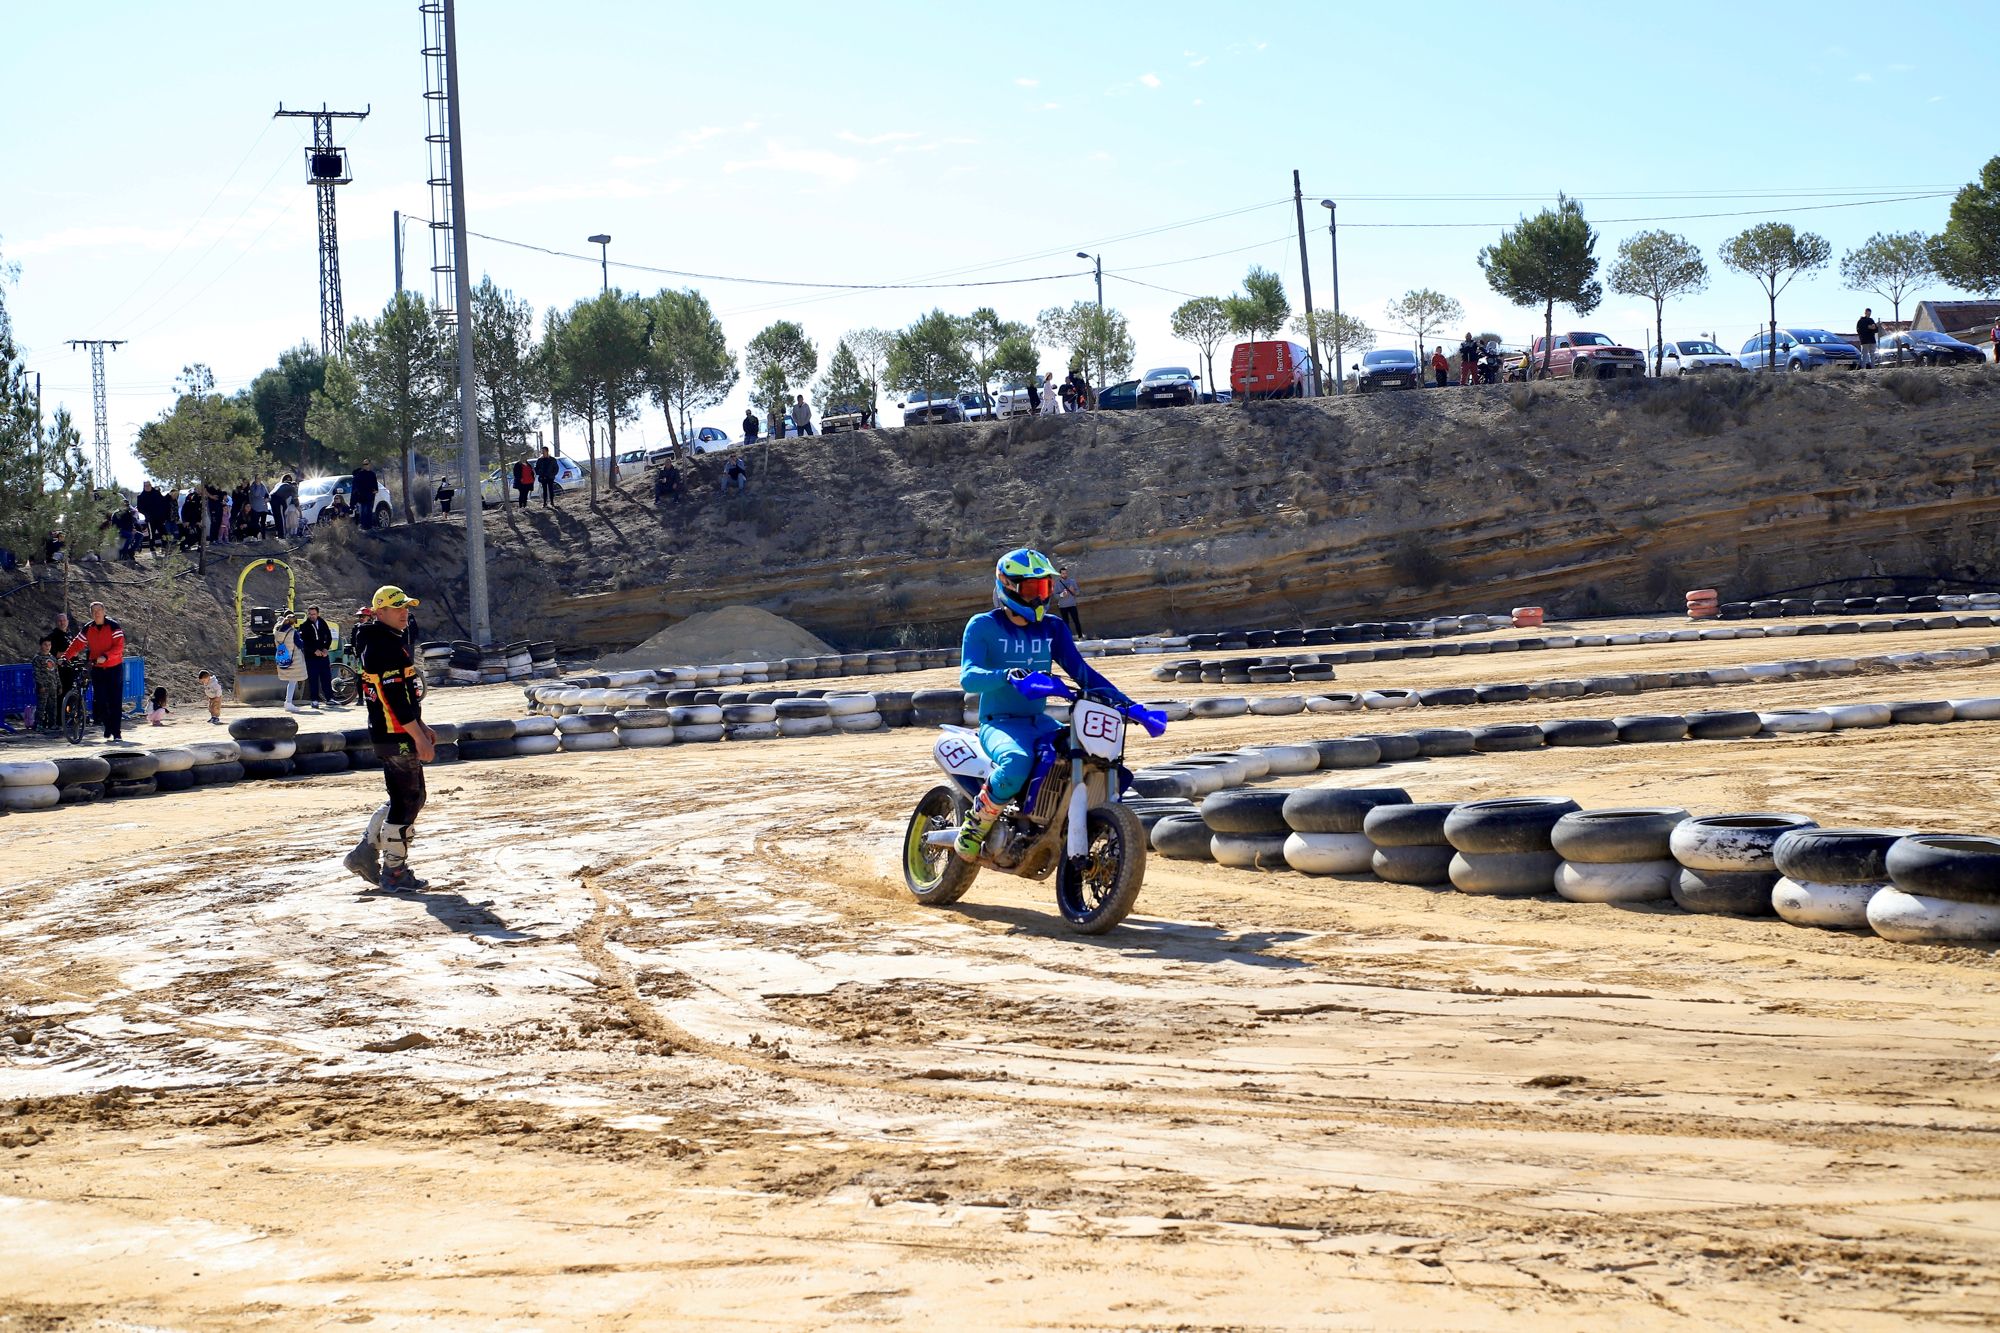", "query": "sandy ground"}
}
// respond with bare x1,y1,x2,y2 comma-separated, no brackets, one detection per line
4,621,1999,1329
